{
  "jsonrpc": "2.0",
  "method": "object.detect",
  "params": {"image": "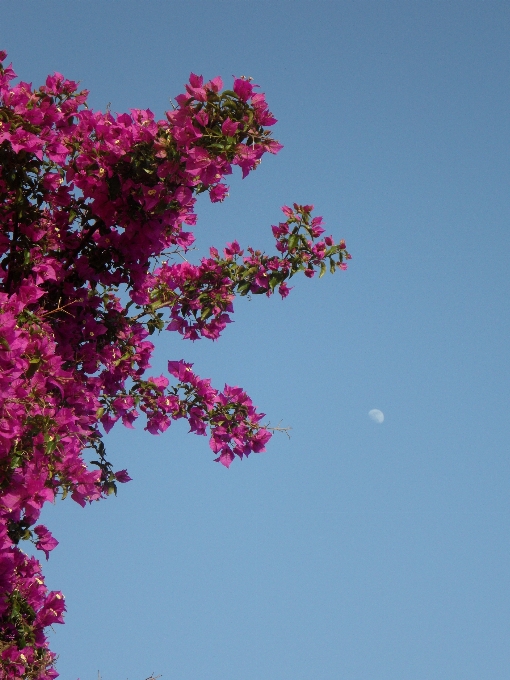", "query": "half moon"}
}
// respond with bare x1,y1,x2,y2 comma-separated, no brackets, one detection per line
369,409,384,424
